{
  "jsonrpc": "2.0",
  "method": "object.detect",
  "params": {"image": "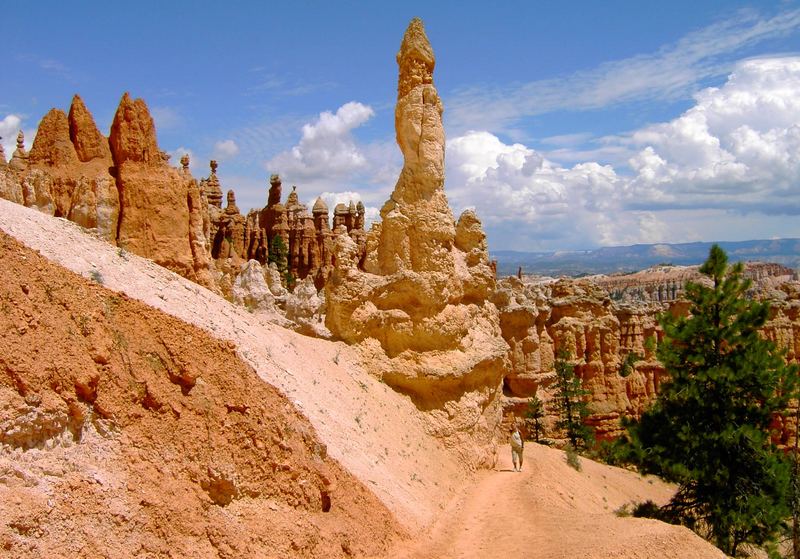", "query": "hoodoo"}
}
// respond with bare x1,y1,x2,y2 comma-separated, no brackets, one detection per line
110,93,215,288
325,18,508,467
